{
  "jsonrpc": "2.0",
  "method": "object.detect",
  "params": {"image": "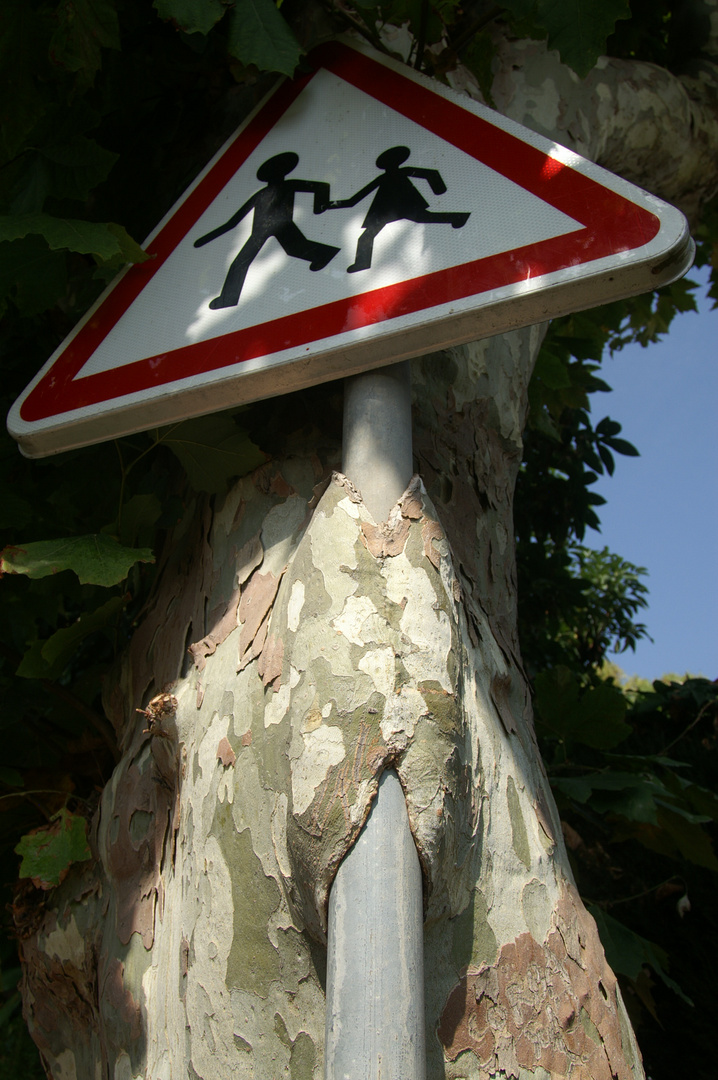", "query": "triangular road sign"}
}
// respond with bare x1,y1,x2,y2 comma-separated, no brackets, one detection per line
9,38,693,457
